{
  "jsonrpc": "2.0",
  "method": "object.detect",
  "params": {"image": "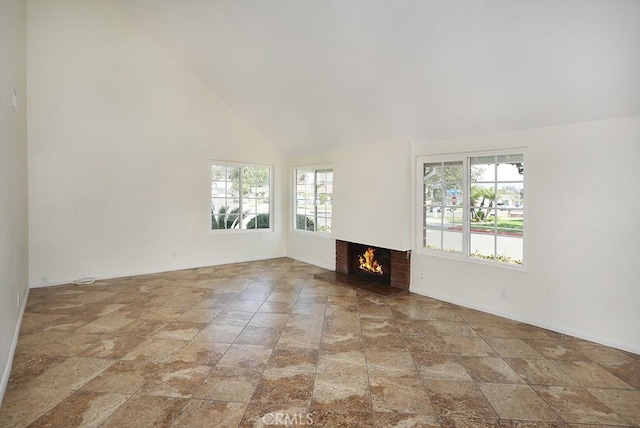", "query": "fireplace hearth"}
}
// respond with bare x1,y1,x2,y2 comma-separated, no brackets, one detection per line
314,240,410,297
